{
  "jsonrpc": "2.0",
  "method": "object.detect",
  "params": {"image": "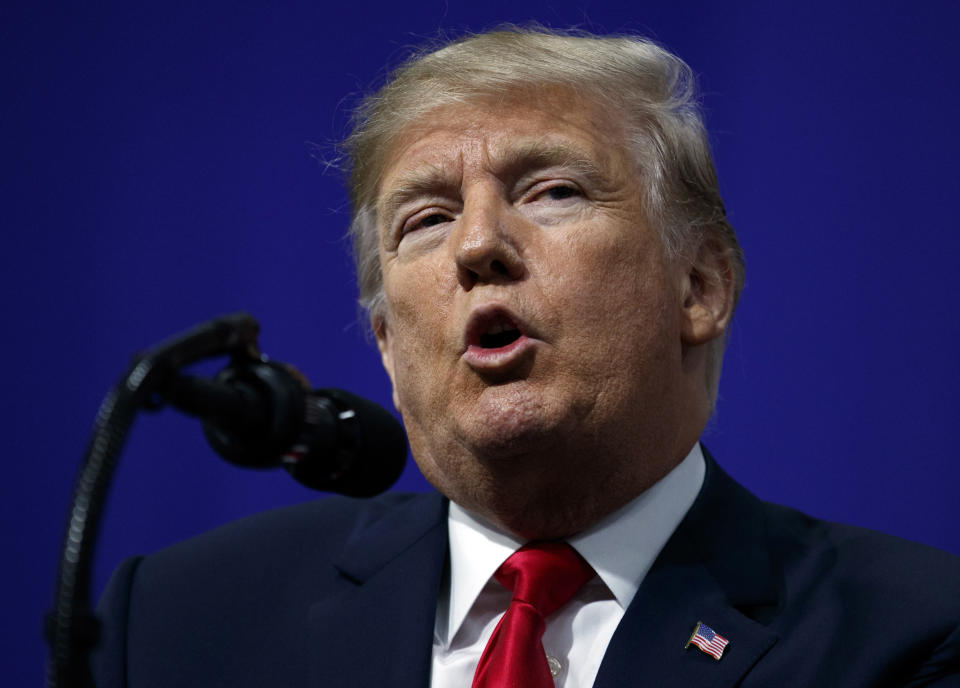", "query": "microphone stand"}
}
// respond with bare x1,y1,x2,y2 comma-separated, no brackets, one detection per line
46,313,263,688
